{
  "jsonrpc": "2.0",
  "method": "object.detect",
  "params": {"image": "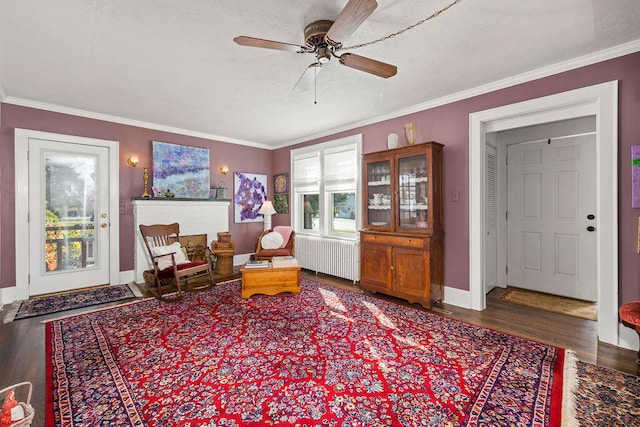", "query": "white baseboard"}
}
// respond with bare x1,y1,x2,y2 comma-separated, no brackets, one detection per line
1,286,17,306
120,270,135,285
235,253,252,265
443,285,472,309
618,323,639,351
